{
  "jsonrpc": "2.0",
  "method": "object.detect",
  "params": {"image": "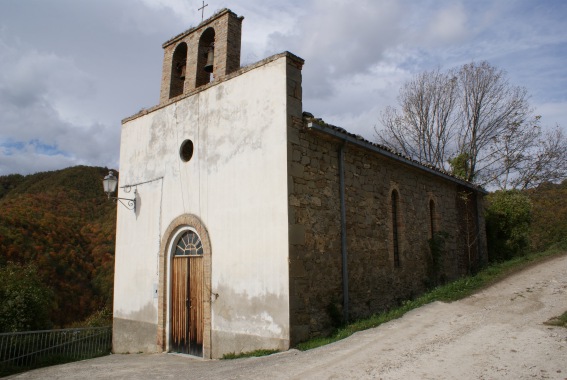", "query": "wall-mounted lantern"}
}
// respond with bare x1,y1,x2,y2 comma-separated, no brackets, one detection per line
103,170,136,211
